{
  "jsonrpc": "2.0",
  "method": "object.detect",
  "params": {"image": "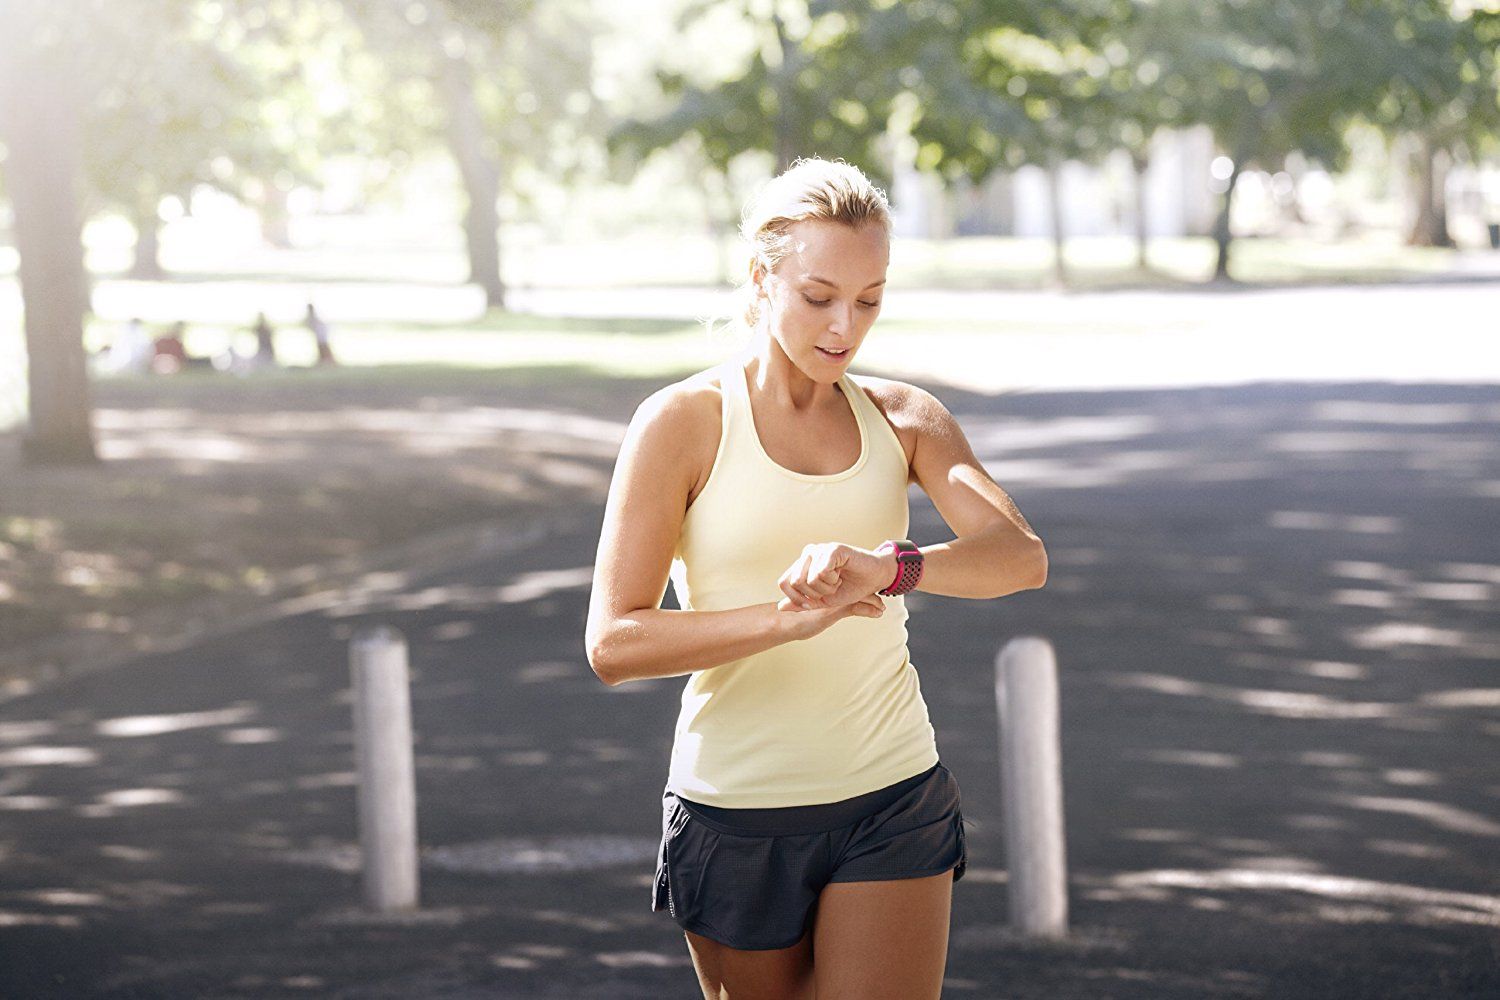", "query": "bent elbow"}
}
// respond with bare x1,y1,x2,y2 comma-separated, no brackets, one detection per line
589,655,619,687
1029,541,1048,590
586,635,618,687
